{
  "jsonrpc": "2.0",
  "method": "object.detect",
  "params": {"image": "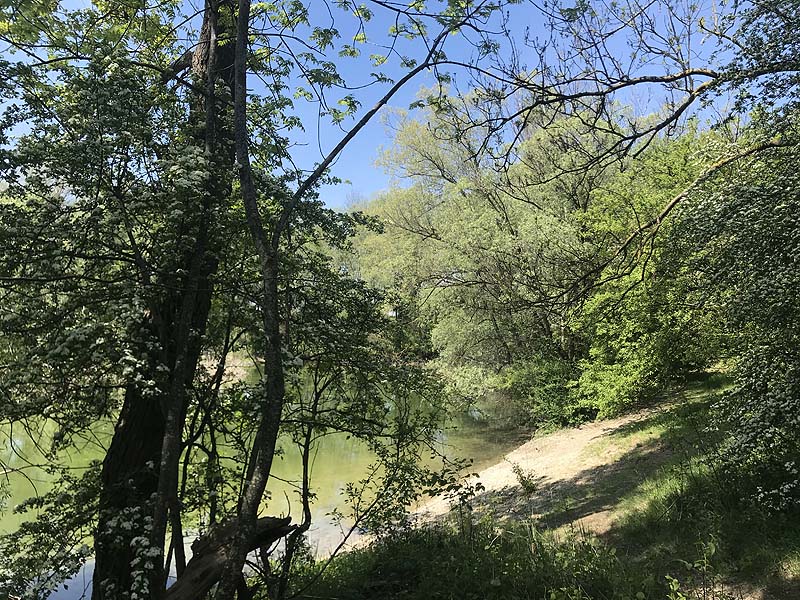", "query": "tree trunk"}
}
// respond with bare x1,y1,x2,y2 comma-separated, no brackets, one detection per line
164,517,293,600
93,379,165,600
92,2,231,596
214,255,286,599
214,0,289,595
93,260,216,600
